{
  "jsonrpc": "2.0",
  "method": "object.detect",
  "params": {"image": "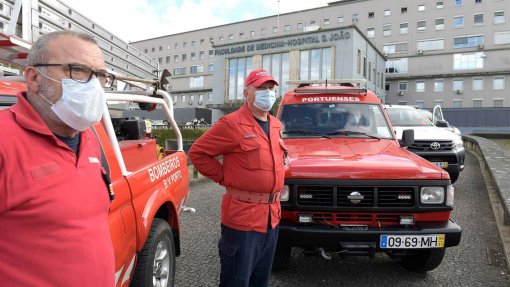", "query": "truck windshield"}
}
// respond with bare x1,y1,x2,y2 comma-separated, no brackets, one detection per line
279,103,393,139
386,107,434,127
